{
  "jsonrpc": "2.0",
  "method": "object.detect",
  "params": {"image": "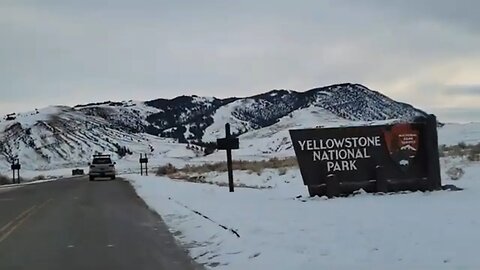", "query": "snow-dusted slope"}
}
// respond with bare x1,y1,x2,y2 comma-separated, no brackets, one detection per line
75,100,161,133
77,83,424,144
212,106,401,160
200,84,425,143
202,99,258,142
237,106,351,157
0,106,197,171
308,84,424,121
69,84,427,145
0,83,433,170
